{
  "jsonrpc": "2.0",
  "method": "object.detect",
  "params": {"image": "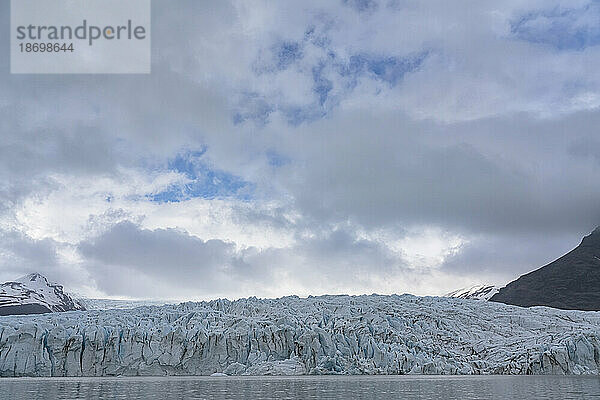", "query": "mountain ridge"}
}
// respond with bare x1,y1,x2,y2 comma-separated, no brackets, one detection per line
490,227,600,311
445,284,499,300
0,273,85,316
